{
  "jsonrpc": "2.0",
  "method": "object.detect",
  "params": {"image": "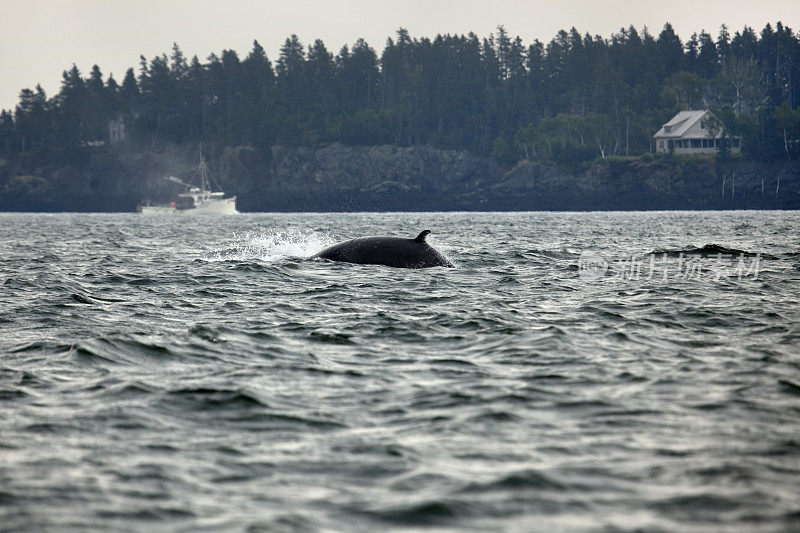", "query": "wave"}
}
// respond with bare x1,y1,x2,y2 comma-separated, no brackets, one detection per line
47,334,213,366
164,387,268,409
459,469,567,492
779,379,800,396
368,500,471,525
70,292,125,305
